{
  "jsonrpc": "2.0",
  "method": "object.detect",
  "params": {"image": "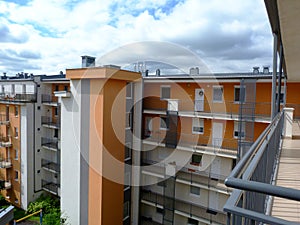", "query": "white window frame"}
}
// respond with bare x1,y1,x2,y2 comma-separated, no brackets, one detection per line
160,85,171,100
190,185,200,196
213,86,223,102
192,118,204,134
126,83,133,99
234,121,245,139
